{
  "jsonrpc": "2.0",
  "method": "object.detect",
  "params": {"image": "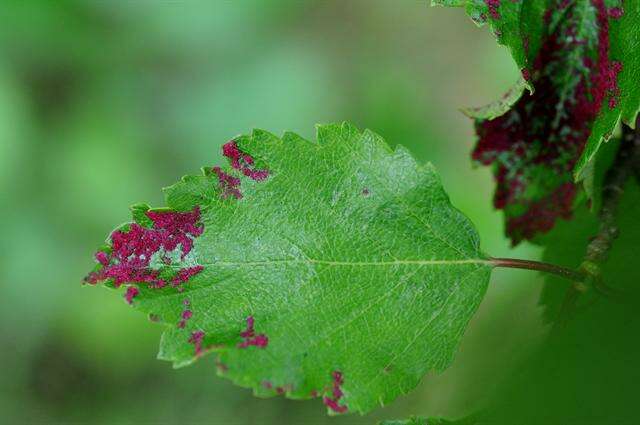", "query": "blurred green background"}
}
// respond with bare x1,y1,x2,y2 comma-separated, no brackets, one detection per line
0,1,559,423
